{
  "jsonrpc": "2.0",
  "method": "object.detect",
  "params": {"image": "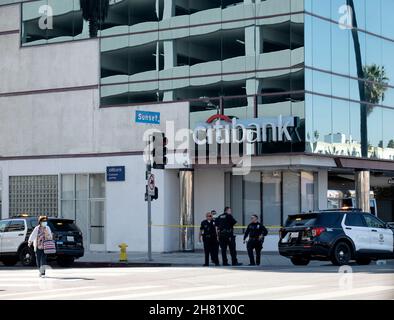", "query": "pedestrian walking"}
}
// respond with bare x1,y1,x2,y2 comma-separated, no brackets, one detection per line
28,216,53,277
216,207,242,266
199,212,220,266
243,215,268,266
